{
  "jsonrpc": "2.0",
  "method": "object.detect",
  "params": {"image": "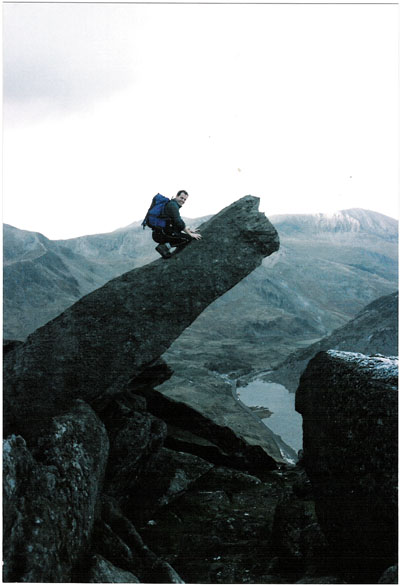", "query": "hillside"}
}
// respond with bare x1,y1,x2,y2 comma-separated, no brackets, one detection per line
260,290,398,391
